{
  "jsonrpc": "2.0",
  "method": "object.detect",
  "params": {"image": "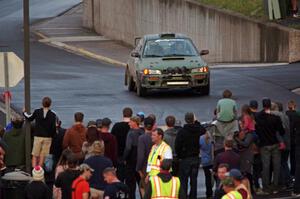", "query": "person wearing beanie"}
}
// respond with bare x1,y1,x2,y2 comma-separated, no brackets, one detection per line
255,98,285,194
25,166,52,199
144,159,185,199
